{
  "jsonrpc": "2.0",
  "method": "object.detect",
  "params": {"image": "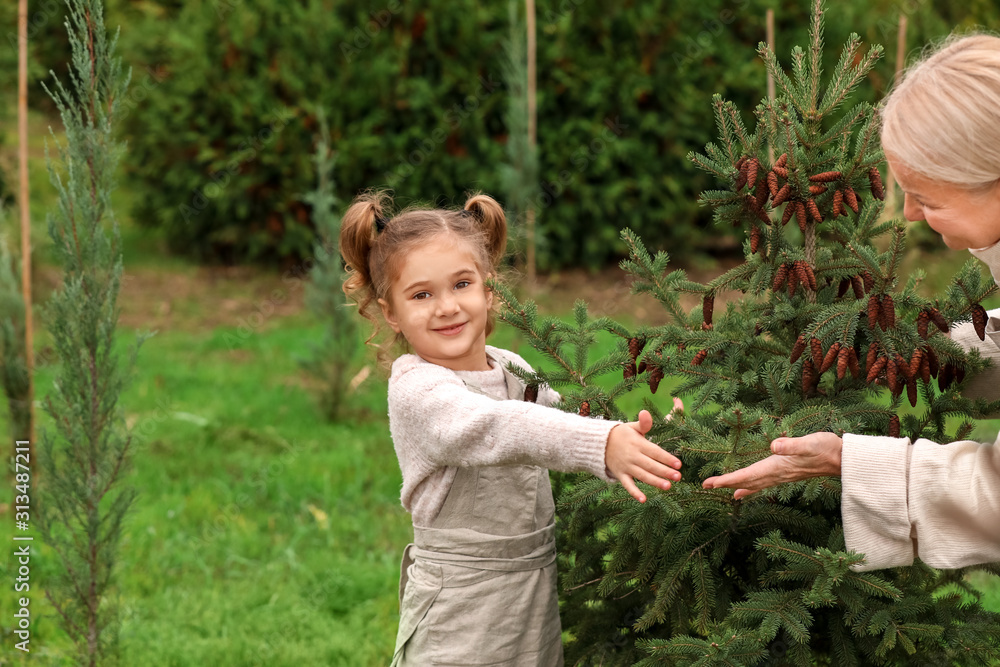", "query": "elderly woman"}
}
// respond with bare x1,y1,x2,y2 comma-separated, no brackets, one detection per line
703,34,1000,572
